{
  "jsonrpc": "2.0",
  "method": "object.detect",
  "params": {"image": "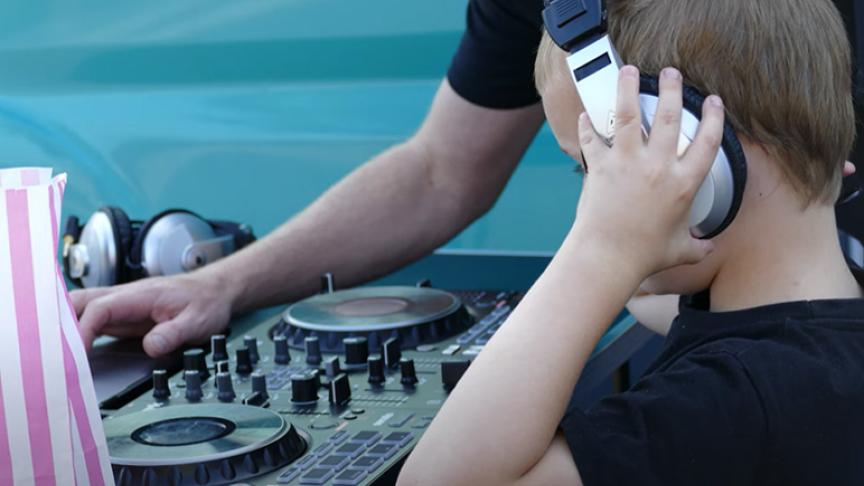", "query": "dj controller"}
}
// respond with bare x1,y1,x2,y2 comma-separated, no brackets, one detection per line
101,276,523,486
